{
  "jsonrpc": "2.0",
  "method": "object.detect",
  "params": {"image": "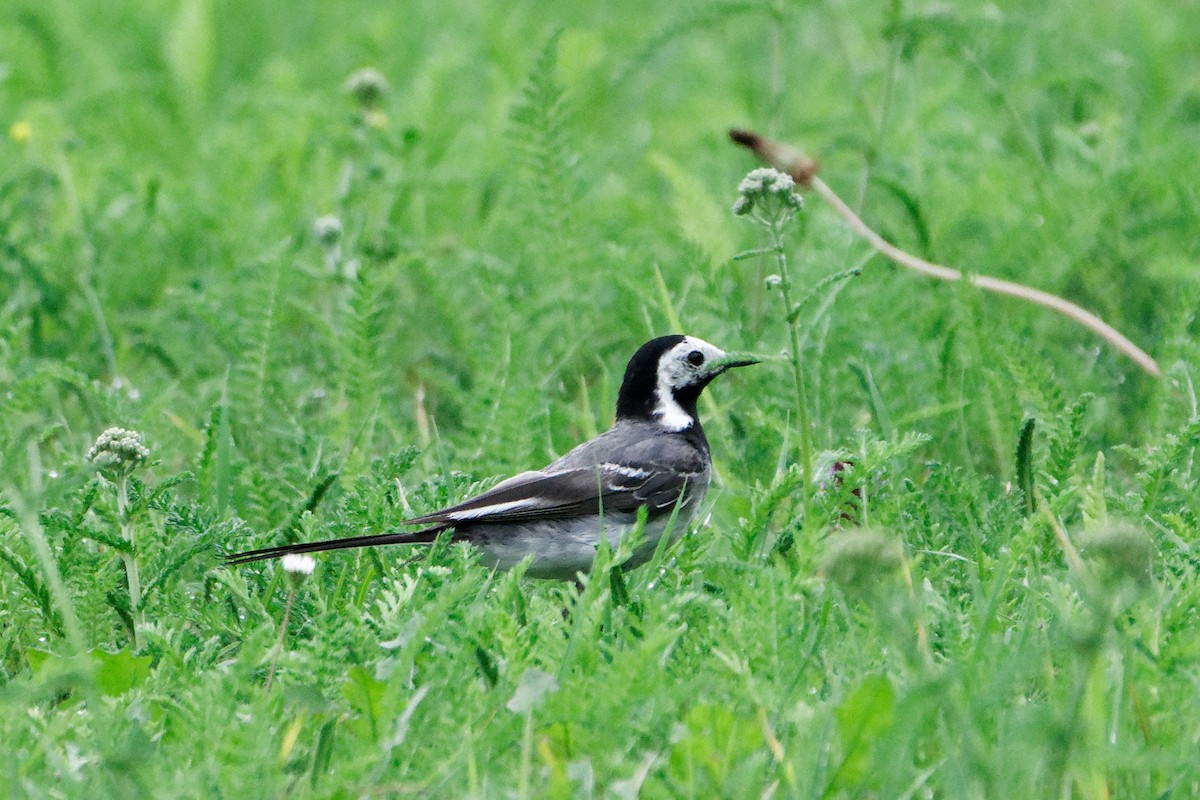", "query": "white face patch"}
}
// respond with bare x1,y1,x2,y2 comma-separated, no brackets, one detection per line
652,337,726,431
